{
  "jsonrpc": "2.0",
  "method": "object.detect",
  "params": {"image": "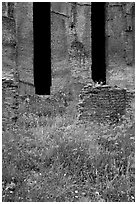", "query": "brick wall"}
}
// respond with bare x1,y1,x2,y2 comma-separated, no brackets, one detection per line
77,84,134,124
